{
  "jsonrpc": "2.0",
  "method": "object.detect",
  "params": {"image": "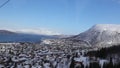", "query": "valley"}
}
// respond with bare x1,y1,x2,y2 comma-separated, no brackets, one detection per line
0,24,120,68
